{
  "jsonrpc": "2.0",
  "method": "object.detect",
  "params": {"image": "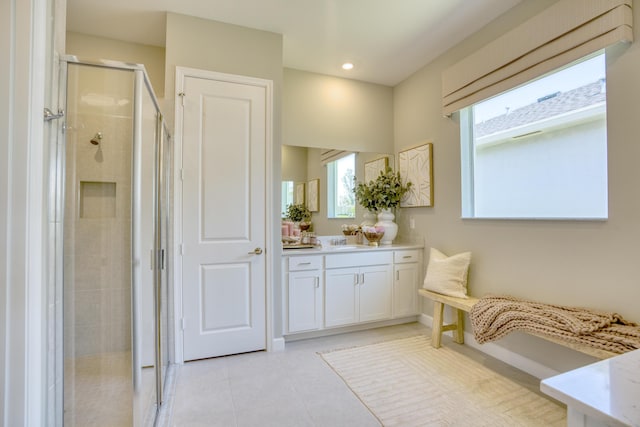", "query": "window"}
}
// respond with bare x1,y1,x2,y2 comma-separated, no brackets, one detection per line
327,153,355,218
281,181,294,217
460,52,608,219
